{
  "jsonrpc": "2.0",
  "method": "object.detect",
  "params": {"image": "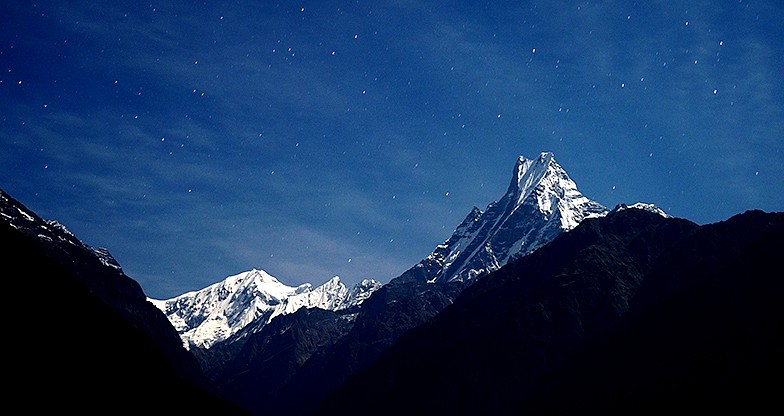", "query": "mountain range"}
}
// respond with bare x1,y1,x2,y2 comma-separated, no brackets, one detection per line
2,151,781,415
151,151,669,415
151,152,609,357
